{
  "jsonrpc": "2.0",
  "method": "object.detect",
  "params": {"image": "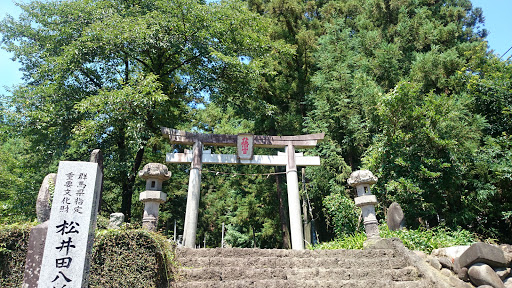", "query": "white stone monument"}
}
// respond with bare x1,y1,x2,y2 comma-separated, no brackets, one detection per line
38,161,102,288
